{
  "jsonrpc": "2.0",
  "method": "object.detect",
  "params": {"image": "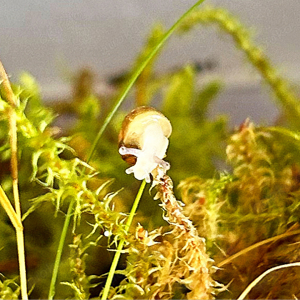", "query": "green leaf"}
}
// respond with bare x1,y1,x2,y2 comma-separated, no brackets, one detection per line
192,80,222,122
163,65,195,116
